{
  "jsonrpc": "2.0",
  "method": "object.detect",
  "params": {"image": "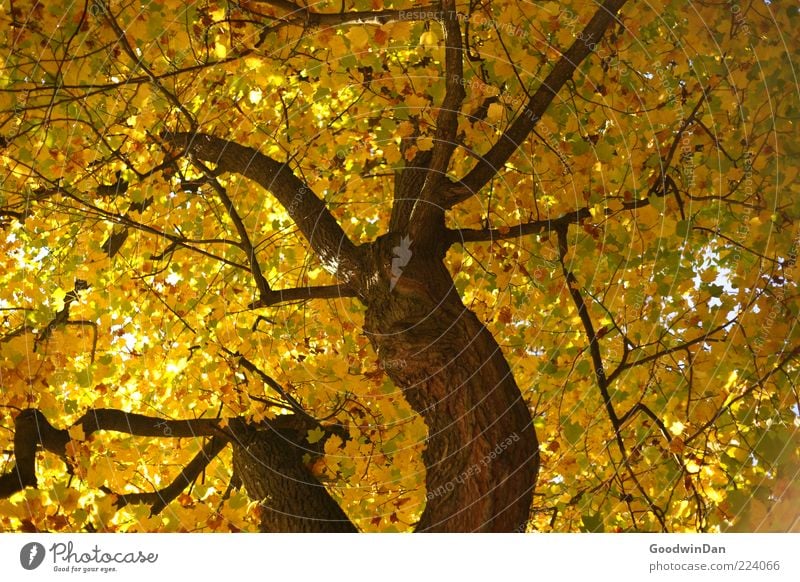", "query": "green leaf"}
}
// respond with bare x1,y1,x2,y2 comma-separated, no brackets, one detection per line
307,427,326,444
580,513,605,532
